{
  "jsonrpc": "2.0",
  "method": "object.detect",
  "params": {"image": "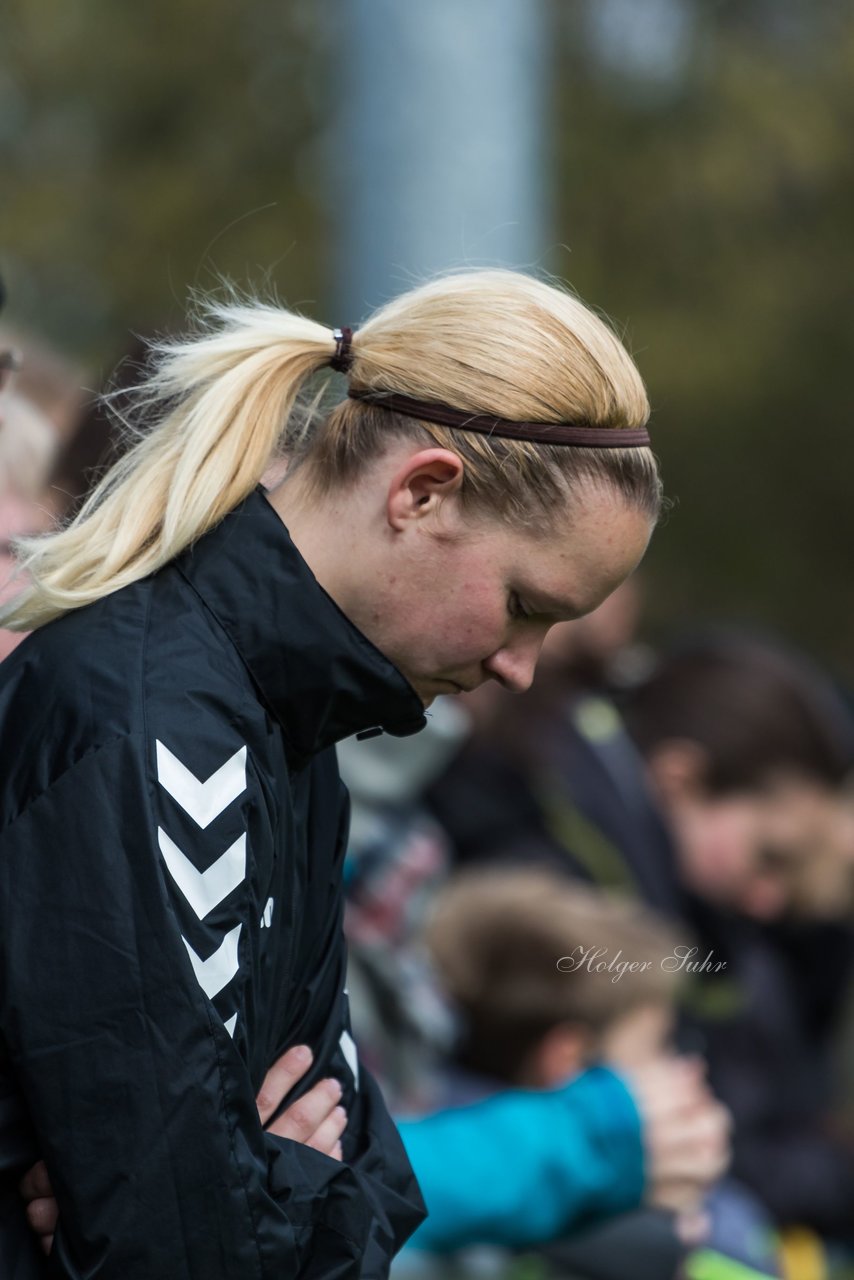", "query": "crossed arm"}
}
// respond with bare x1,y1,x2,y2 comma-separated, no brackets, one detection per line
20,1043,347,1256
